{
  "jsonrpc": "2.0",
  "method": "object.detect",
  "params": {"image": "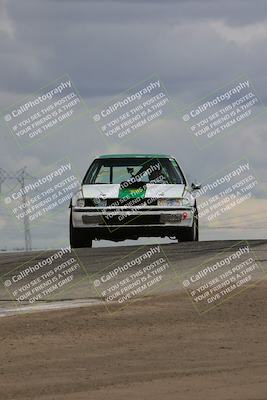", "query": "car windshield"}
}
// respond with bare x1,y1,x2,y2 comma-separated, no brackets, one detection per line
83,158,185,185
